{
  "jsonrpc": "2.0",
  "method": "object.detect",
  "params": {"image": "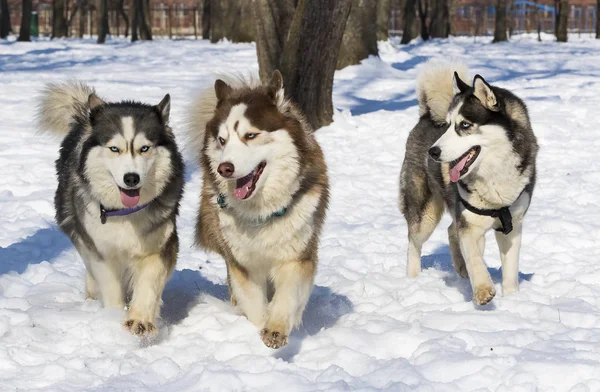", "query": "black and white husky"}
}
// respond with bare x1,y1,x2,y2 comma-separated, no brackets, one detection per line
38,82,184,335
399,61,538,305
